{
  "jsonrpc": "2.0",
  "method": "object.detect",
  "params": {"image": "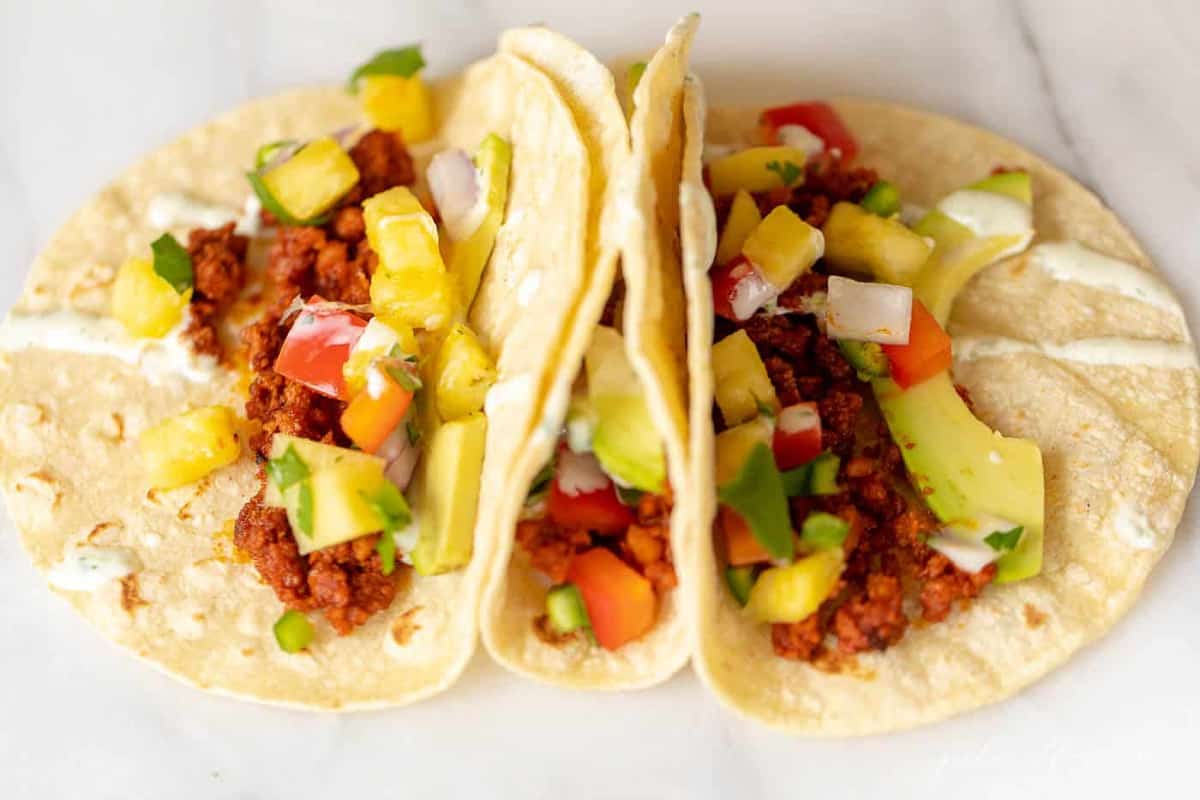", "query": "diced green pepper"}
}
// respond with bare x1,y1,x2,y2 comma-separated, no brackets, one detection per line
546,583,591,635
273,610,314,653
725,566,758,607
800,511,849,549
860,180,901,218
808,452,841,496
837,340,889,380
717,442,793,563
